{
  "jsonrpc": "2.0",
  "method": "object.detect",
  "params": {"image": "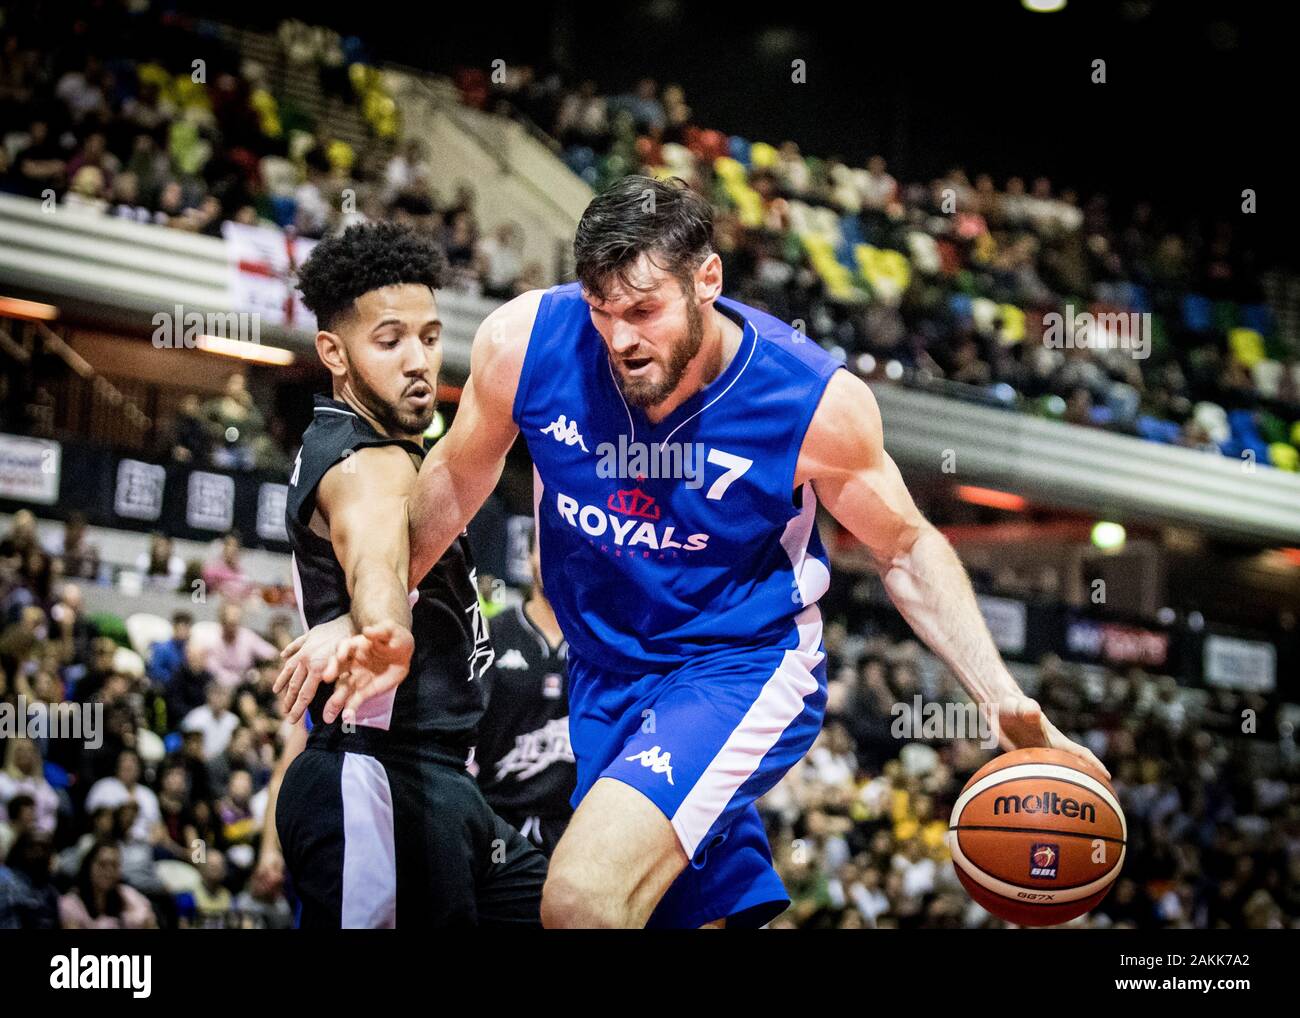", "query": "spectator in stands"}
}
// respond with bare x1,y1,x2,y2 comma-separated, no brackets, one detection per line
167,394,212,465
164,639,215,729
233,853,293,928
59,839,157,929
200,601,277,689
8,119,65,199
193,849,232,924
0,508,40,565
62,165,109,213
0,738,60,837
0,793,36,861
442,207,481,283
84,748,161,843
201,533,254,603
47,582,97,667
181,681,241,761
44,513,100,582
478,221,525,300
203,373,266,472
138,533,186,592
0,831,60,929
147,610,194,688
